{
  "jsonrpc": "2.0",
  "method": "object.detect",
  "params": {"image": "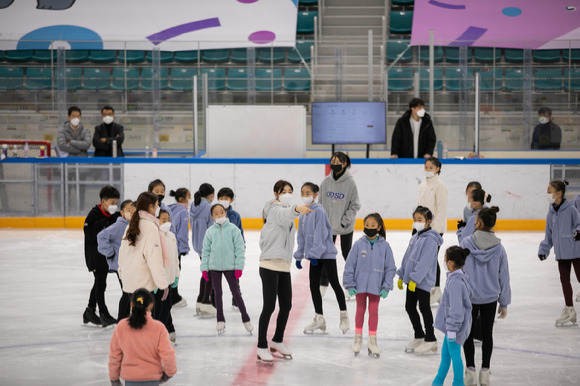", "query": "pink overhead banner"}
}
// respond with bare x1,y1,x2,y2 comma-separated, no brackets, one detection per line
410,0,580,49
